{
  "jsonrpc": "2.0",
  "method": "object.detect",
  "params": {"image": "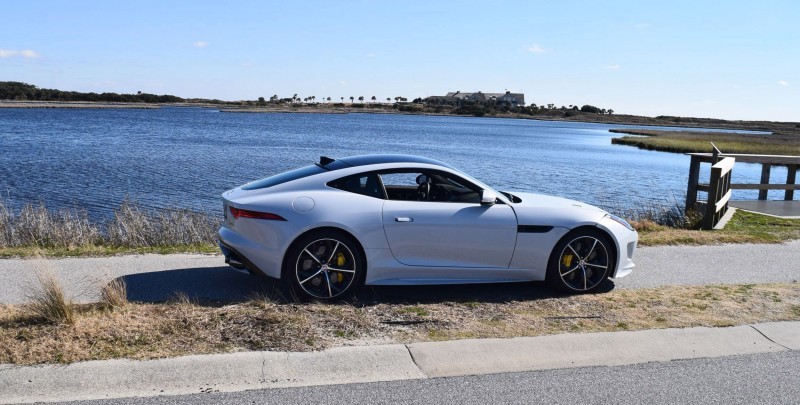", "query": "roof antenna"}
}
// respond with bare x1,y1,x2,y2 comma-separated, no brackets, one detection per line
319,156,335,166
